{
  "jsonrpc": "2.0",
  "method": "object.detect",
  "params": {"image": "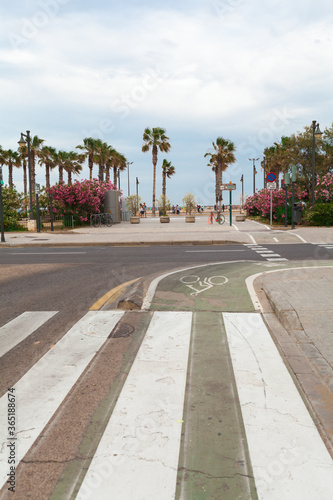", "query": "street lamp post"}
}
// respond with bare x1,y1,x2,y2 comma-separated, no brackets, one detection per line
136,177,139,215
262,156,267,189
249,158,259,194
18,131,33,219
127,161,133,196
311,120,323,208
240,174,244,213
